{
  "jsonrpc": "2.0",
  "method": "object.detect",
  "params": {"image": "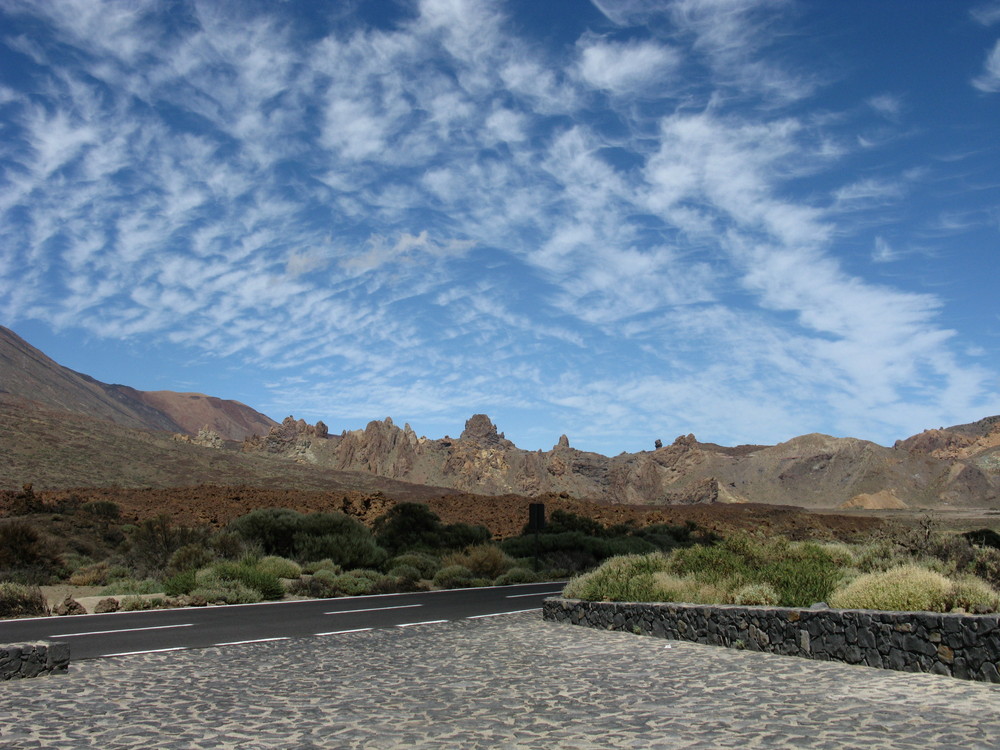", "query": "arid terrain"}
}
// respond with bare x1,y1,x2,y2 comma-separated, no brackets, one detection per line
1,324,999,539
